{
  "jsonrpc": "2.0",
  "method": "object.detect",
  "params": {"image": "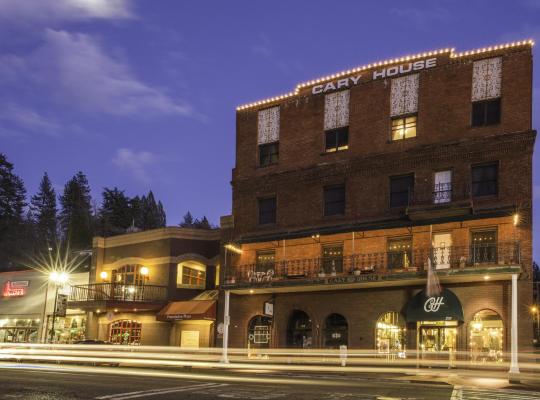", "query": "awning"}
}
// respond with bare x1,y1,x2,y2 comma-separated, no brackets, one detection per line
156,300,216,321
406,289,464,323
